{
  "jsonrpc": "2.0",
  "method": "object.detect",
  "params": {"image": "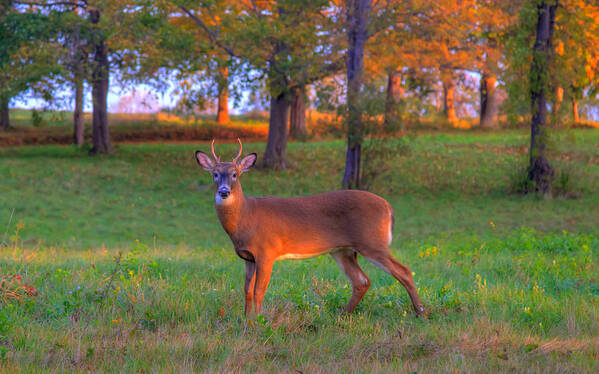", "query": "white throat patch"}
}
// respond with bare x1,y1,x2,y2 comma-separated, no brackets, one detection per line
215,193,235,205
